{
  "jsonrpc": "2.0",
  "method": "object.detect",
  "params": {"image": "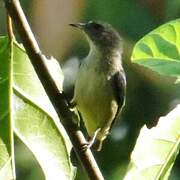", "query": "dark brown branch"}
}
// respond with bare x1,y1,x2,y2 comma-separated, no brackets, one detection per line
3,0,104,179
